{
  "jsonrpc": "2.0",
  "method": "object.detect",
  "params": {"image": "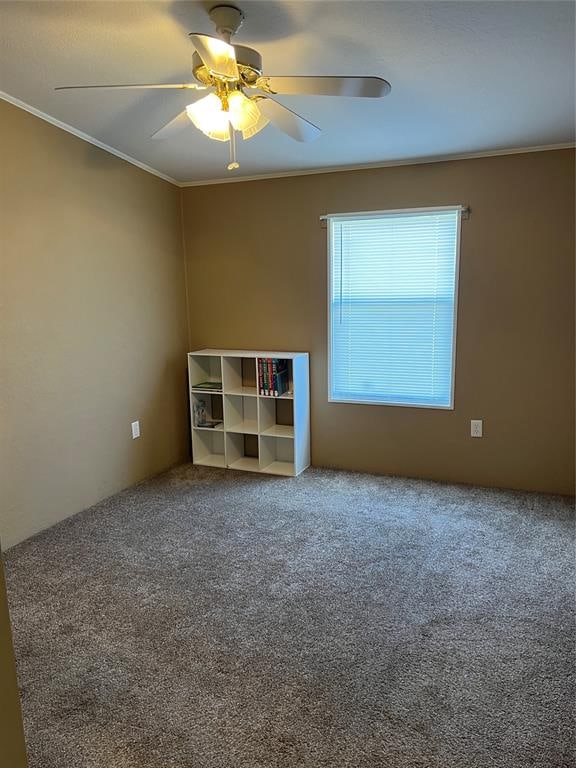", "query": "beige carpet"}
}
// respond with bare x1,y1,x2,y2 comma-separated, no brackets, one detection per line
4,464,575,768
